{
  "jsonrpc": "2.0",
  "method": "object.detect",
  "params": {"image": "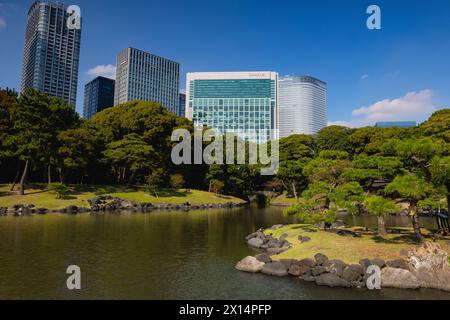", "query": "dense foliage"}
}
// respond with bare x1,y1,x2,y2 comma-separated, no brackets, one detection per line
1,88,450,240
